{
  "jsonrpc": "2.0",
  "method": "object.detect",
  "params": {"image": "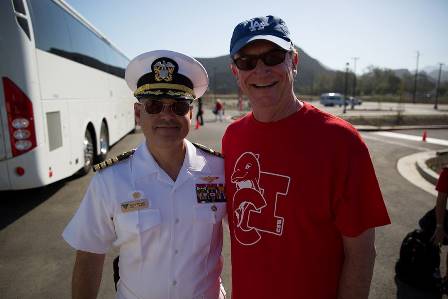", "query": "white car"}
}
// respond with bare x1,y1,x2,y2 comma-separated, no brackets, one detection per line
320,93,344,106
